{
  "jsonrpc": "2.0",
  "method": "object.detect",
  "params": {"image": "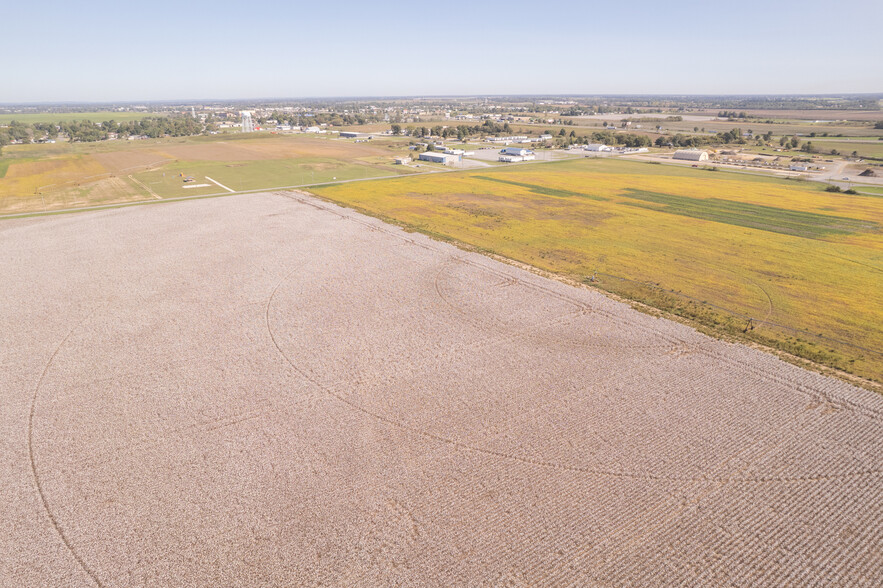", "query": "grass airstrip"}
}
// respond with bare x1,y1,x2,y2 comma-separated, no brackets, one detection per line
311,158,883,383
0,133,414,213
